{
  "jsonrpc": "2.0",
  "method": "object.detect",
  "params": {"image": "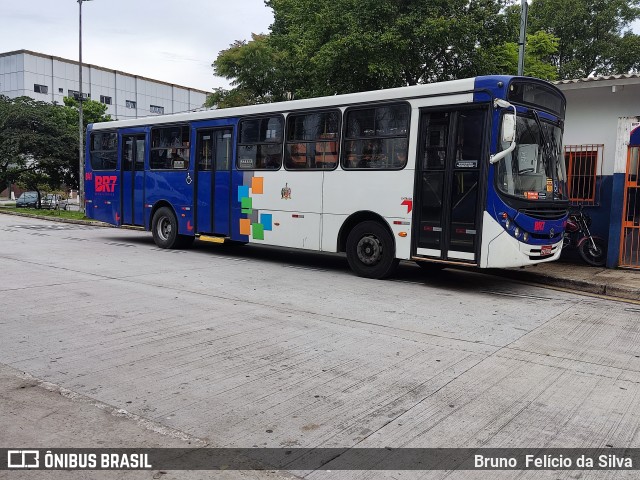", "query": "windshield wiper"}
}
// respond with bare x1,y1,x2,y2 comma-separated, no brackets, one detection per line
532,110,552,161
